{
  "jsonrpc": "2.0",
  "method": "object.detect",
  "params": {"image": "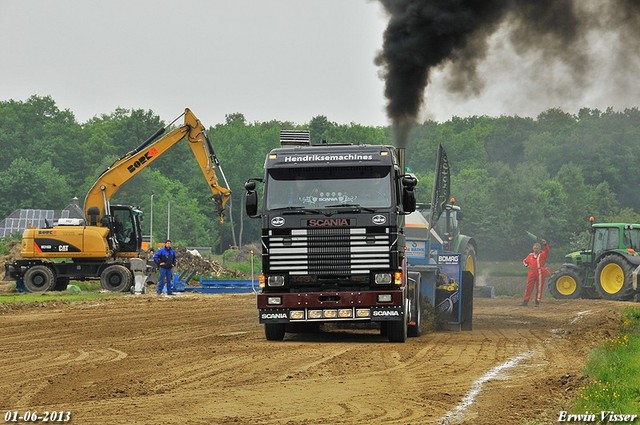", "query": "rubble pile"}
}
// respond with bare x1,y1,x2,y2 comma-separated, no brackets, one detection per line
173,246,241,278
0,241,21,282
